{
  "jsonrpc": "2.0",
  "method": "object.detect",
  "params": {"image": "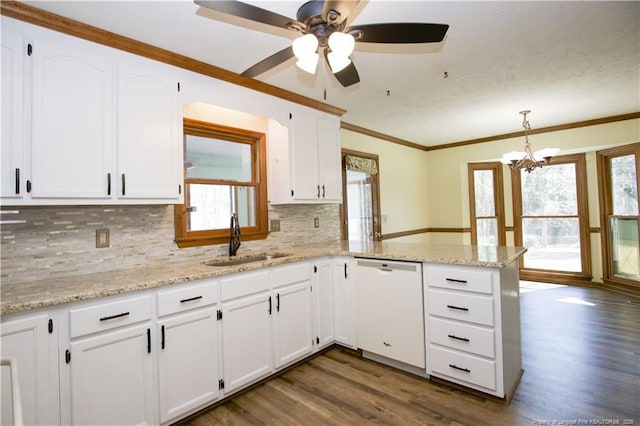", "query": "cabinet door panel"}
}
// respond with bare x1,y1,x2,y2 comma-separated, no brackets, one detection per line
314,260,334,348
317,116,342,201
31,37,113,199
69,324,154,425
158,309,220,423
289,111,319,200
333,258,355,348
274,282,313,367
